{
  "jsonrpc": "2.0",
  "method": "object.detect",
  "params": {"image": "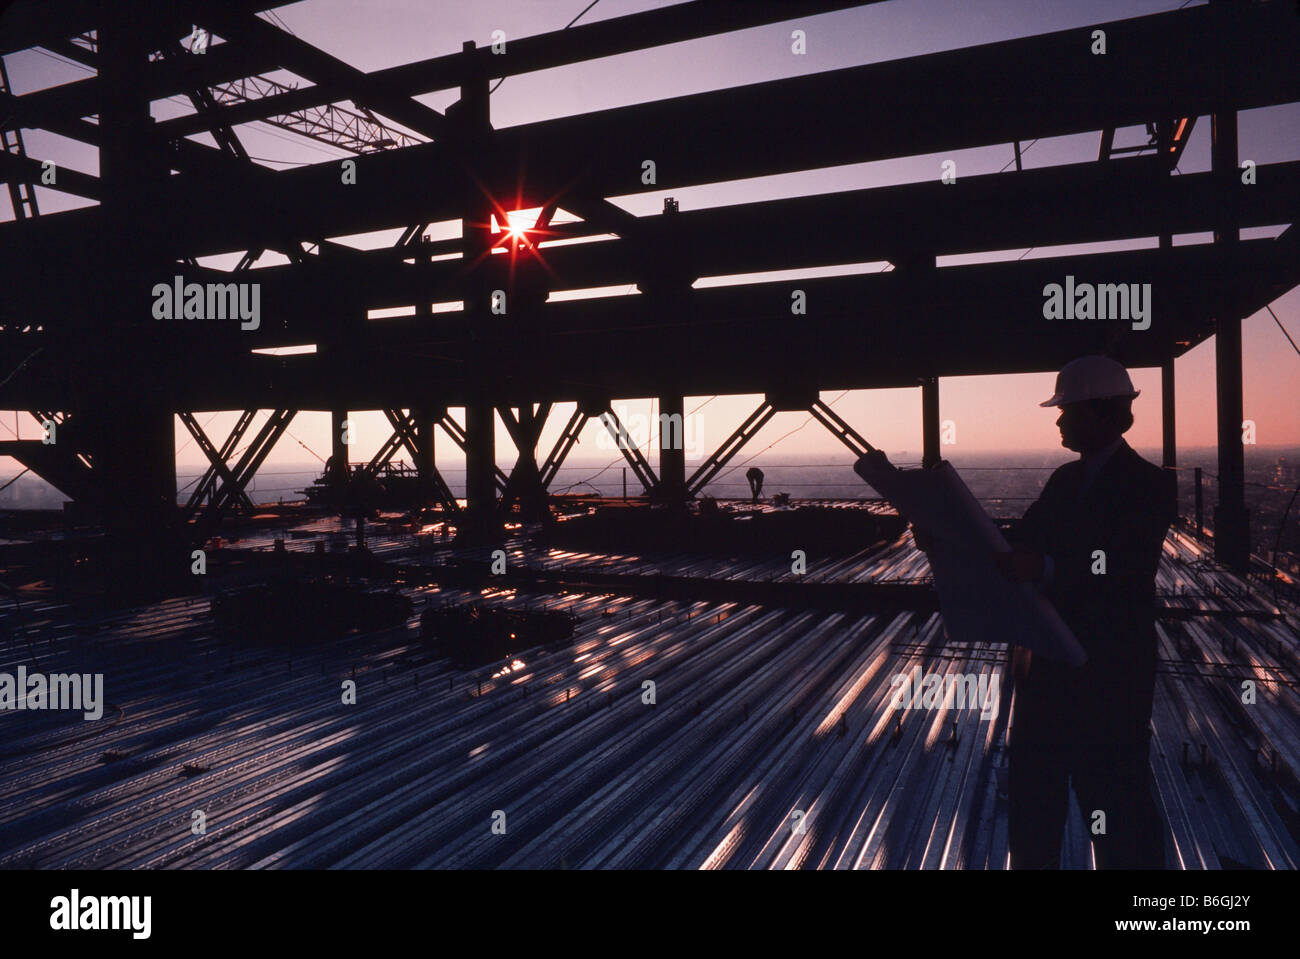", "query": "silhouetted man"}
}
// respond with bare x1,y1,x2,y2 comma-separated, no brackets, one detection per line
746,466,764,504
997,355,1176,869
